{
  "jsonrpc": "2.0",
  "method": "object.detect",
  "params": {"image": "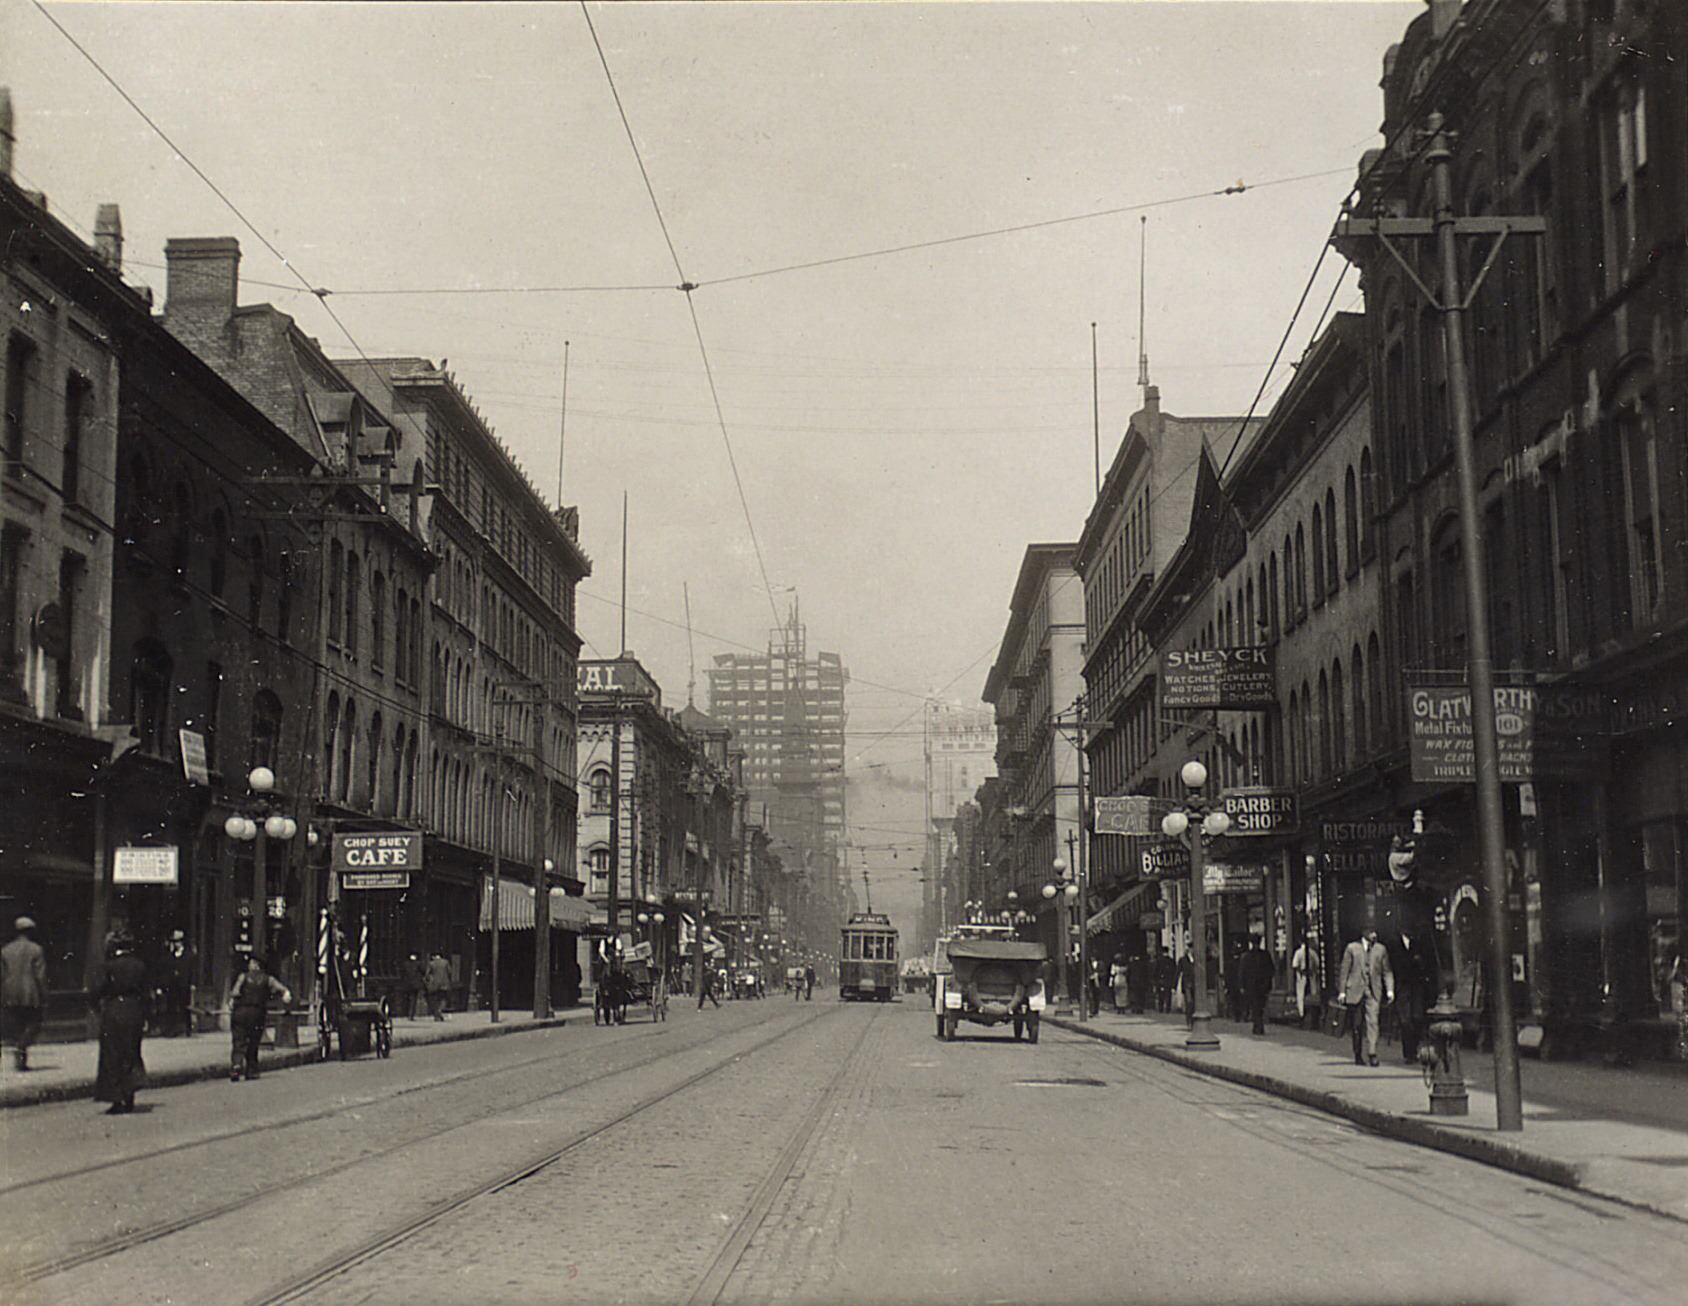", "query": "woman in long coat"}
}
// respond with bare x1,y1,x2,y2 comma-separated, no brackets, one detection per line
94,936,148,1114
